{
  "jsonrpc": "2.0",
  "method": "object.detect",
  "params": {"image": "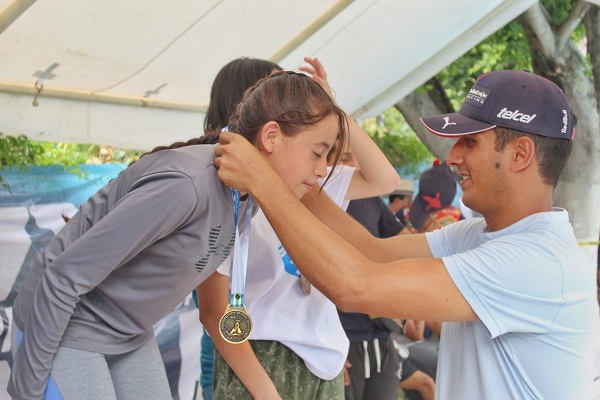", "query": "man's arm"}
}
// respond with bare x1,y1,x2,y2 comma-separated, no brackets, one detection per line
300,188,430,261
215,132,476,322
